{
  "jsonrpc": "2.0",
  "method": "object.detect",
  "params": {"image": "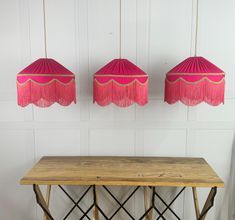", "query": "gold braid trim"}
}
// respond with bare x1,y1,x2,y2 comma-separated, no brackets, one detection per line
167,72,225,76
94,74,148,78
16,78,75,86
18,74,75,77
165,77,225,85
94,78,148,86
